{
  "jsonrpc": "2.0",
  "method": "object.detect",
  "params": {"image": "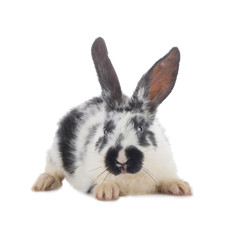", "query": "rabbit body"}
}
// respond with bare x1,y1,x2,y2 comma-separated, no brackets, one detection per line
33,38,191,200
46,98,177,195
